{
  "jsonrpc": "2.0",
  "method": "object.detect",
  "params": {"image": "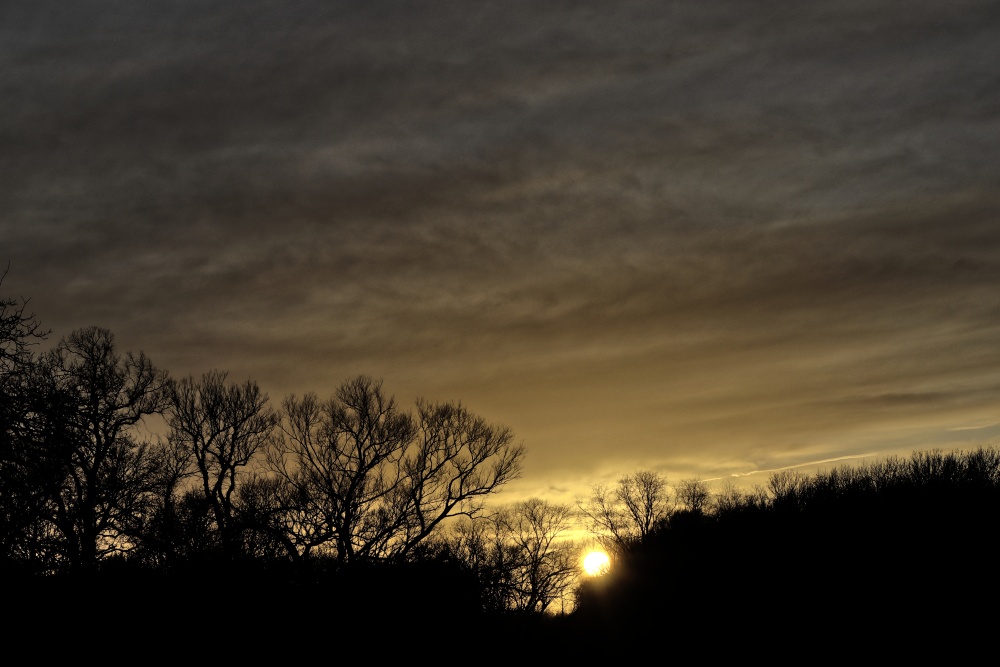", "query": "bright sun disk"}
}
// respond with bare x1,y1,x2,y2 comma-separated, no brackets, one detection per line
583,550,611,576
